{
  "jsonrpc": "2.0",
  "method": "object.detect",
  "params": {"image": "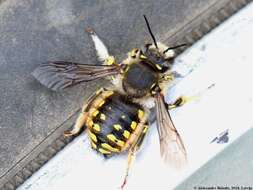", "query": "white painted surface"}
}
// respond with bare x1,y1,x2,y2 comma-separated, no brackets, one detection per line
19,2,253,190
